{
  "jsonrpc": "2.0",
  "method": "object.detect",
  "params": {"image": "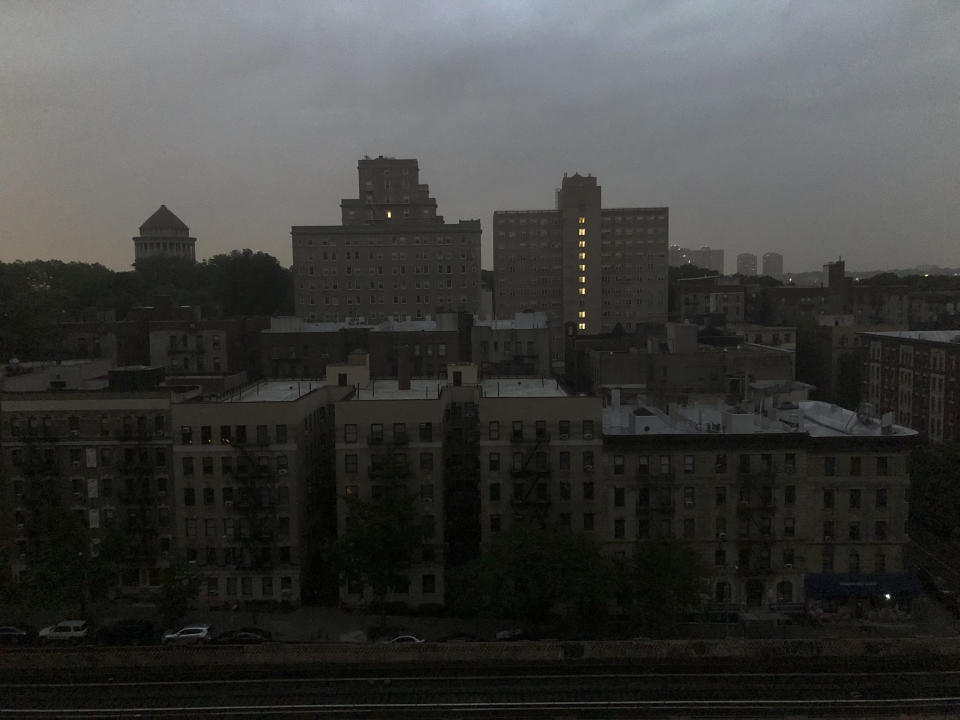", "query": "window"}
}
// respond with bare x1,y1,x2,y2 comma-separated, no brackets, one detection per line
784,453,796,474
659,455,671,475
582,420,594,439
850,456,862,476
490,514,501,532
614,517,625,539
715,517,726,538
256,425,269,445
683,455,695,474
182,457,194,476
614,455,625,474
849,521,861,540
200,426,212,445
824,456,836,476
203,487,215,505
488,421,500,440
822,549,835,573
488,481,501,502
559,420,570,438
784,485,796,505
823,520,835,540
876,456,889,476
582,451,594,471
875,552,886,573
370,423,383,443
715,454,727,473
823,489,834,509
419,422,432,441
784,517,795,538
614,487,625,507
345,454,358,473
583,481,594,500
181,426,193,445
849,489,861,509
202,457,214,476
715,486,726,506
422,575,436,594
876,488,888,508
637,455,649,475
184,487,196,506
419,452,433,471
848,550,860,573
344,424,357,443
683,518,695,538
875,520,887,540
739,454,750,473
276,424,288,443
715,549,727,568
220,425,231,444
583,512,595,531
